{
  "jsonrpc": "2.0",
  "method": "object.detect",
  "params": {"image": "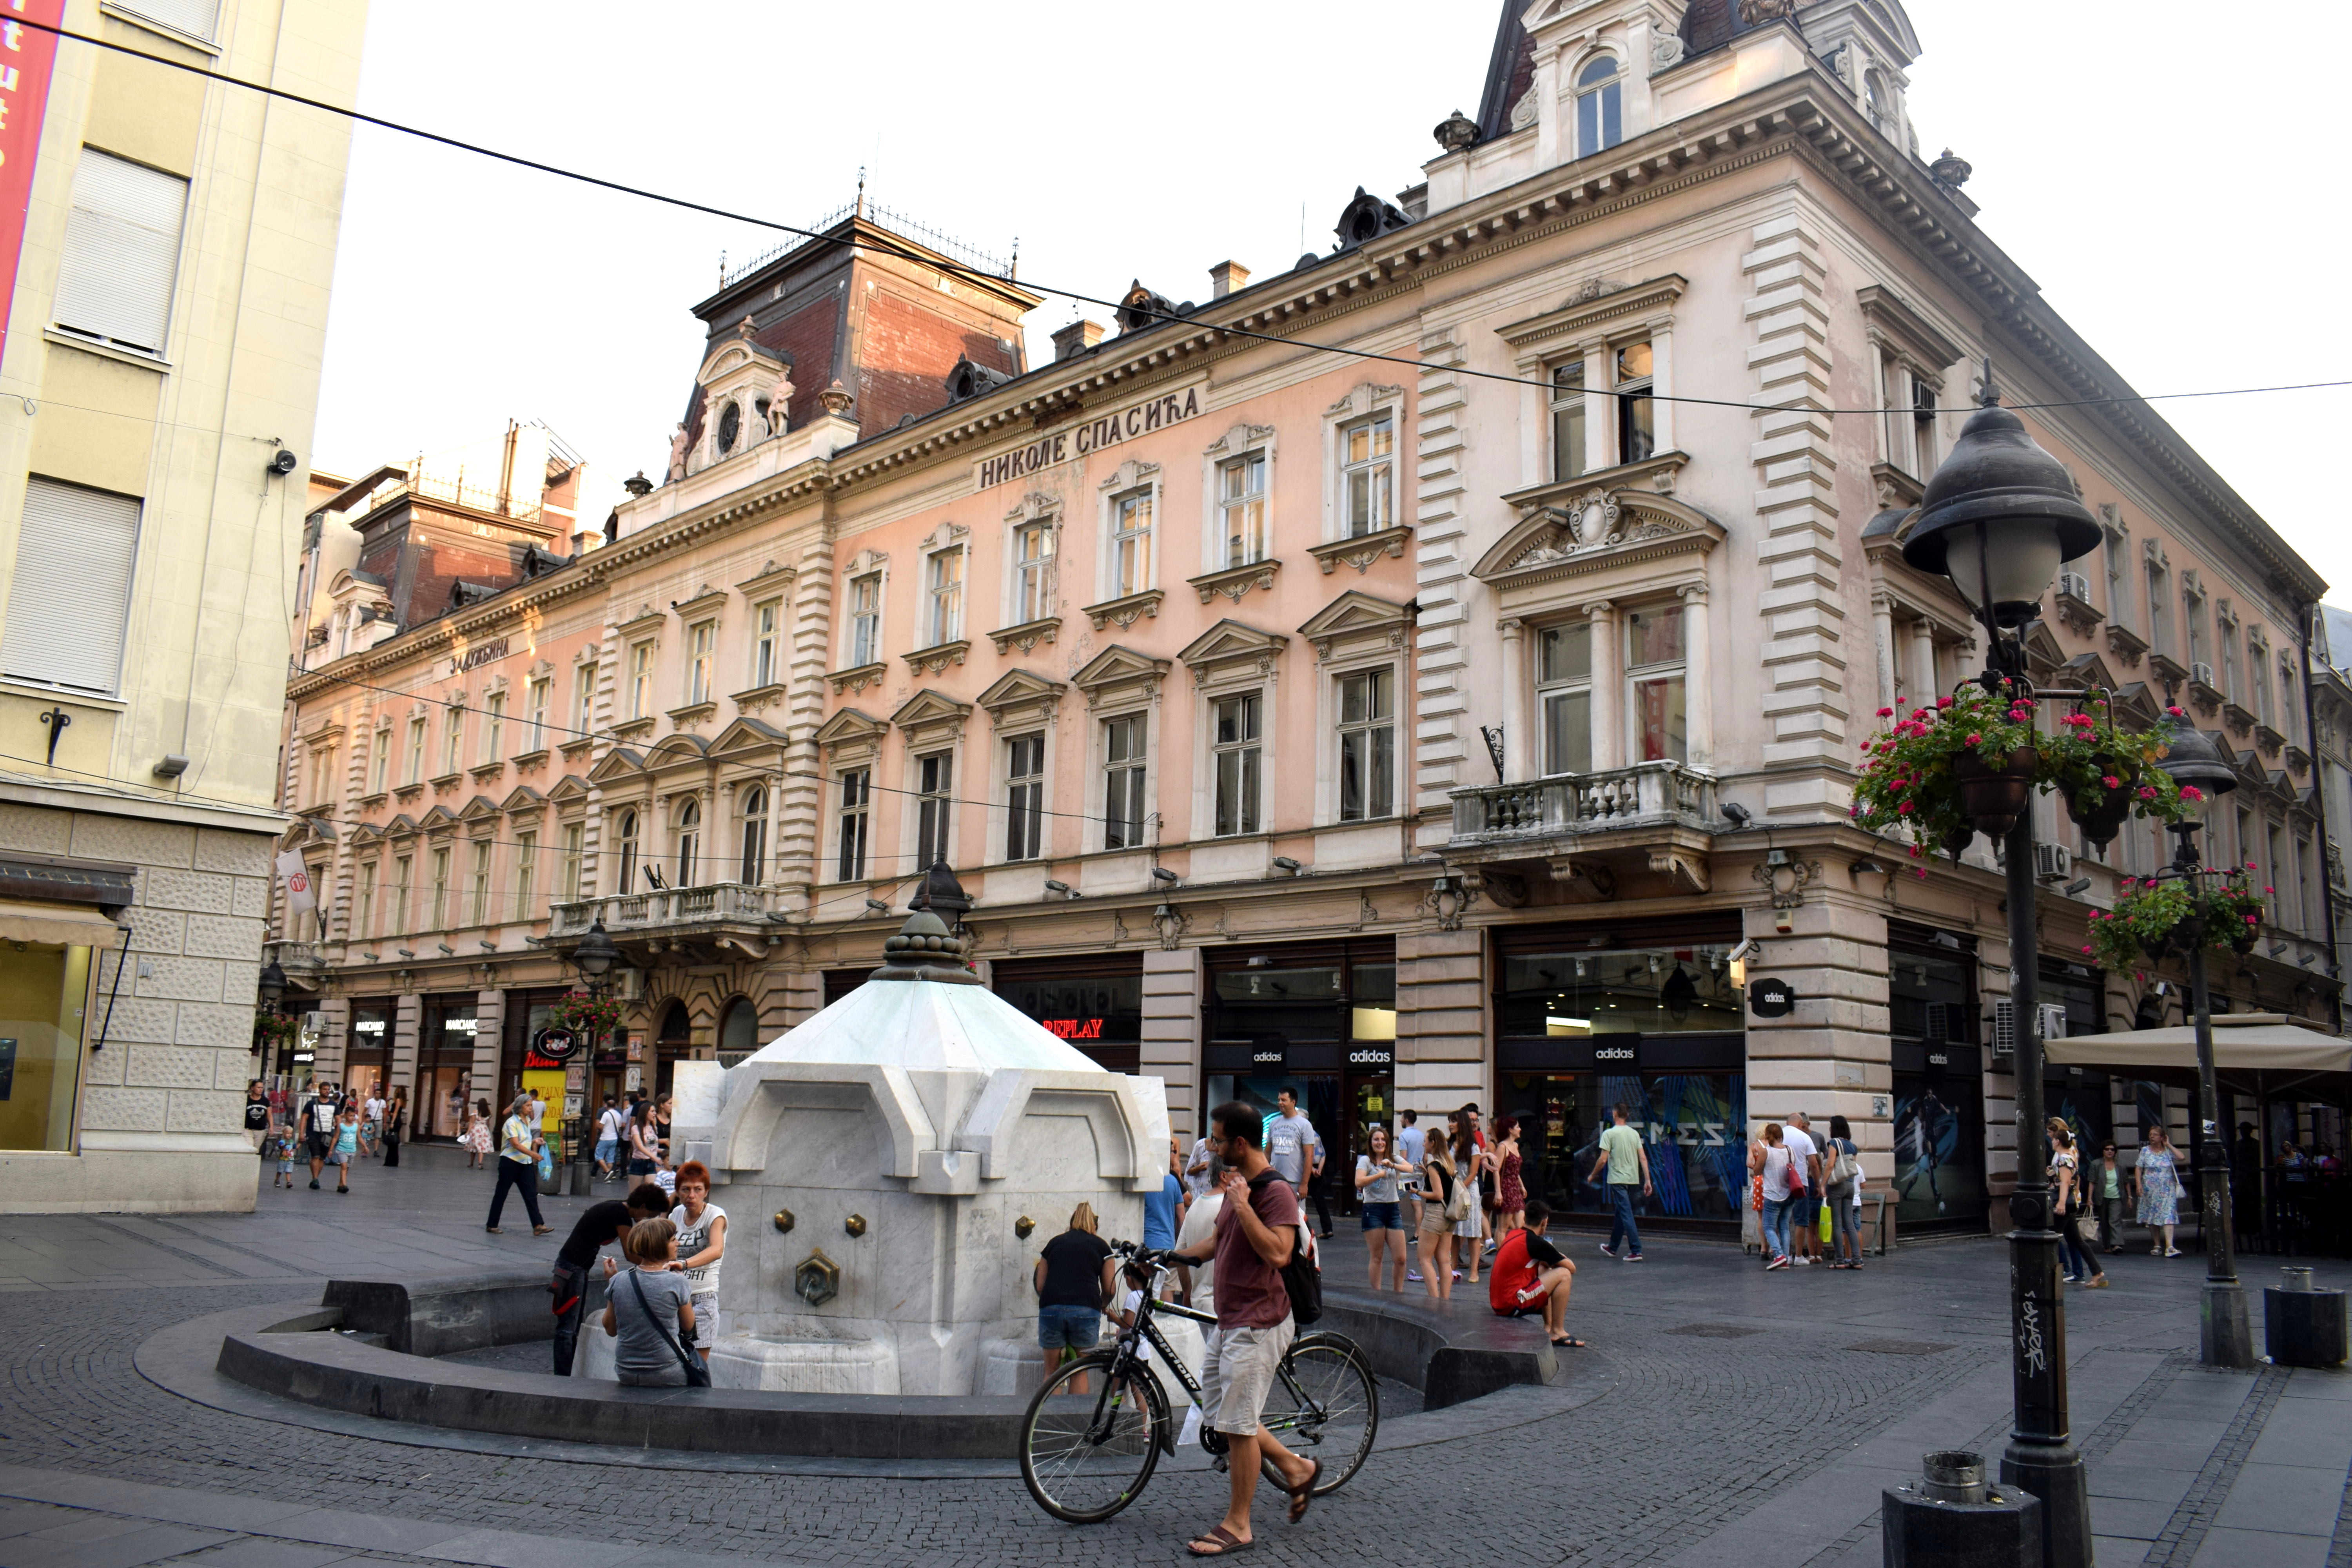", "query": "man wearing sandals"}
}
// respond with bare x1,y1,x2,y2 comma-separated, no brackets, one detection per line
1170,1100,1320,1557
1488,1200,1581,1347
